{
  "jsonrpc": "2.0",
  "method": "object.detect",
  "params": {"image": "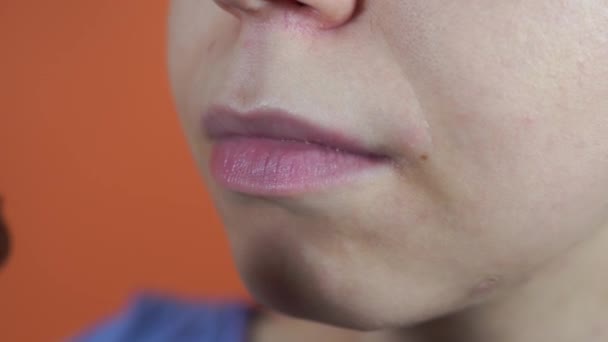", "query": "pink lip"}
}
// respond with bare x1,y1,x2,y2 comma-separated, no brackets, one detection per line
201,105,392,196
